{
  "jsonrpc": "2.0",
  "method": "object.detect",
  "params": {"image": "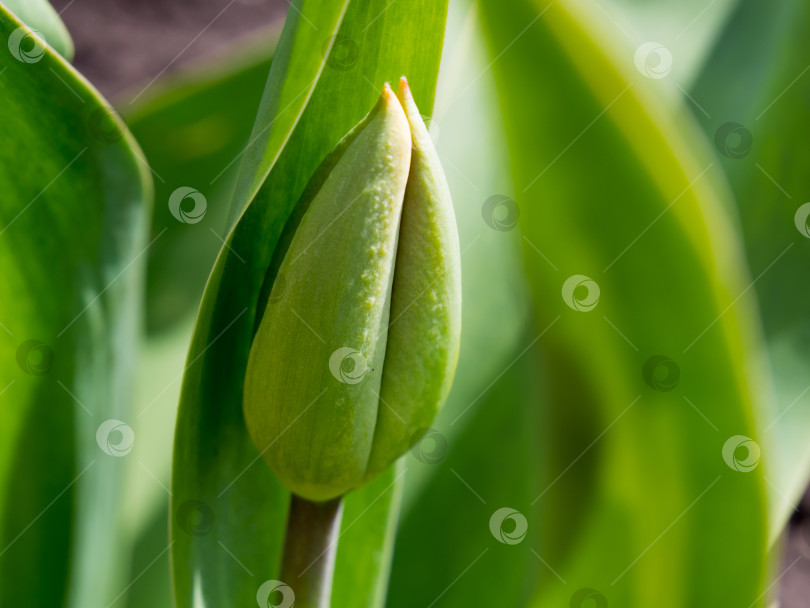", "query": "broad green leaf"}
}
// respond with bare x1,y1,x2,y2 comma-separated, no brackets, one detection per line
170,1,448,606
332,460,405,608
1,0,73,60
0,7,150,608
479,0,770,606
690,0,810,537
